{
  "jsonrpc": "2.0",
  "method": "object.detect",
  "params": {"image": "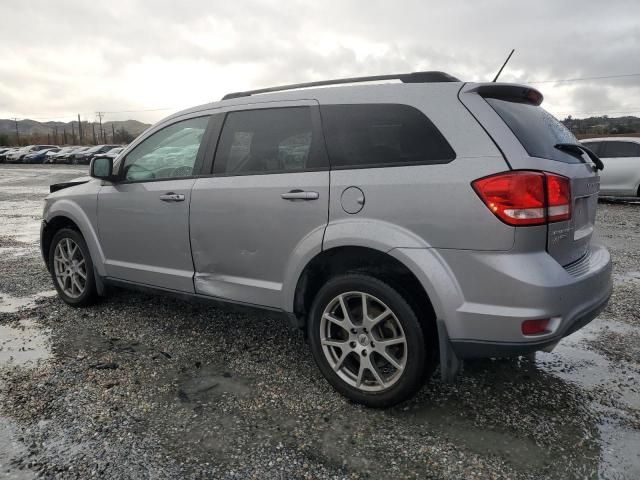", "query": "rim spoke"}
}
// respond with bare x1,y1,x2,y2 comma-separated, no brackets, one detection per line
368,360,386,388
321,338,348,348
375,337,405,349
369,308,391,329
375,349,403,370
333,351,348,372
76,258,85,267
355,360,366,387
361,293,368,322
71,276,83,293
338,295,356,329
77,269,87,280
